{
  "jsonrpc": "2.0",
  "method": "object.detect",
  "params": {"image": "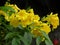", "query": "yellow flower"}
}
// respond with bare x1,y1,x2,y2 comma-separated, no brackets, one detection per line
20,20,30,27
31,21,41,27
16,9,35,27
0,10,9,21
31,28,45,41
12,4,20,12
42,12,59,29
30,21,41,37
40,23,51,34
29,21,42,32
27,9,35,19
31,28,42,37
4,15,9,21
16,9,28,20
33,21,41,26
27,9,34,14
0,10,6,16
9,13,20,27
5,4,20,12
20,14,33,27
33,15,40,22
48,13,59,29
